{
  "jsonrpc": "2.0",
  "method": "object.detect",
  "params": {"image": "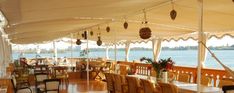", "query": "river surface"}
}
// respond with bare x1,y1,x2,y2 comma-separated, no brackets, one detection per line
12,50,234,69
